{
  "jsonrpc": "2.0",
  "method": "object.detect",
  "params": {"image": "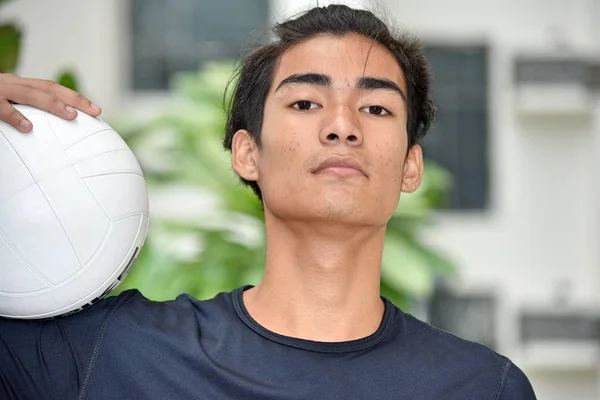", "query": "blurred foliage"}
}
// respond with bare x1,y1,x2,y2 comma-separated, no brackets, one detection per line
56,70,79,91
0,23,20,72
113,62,456,310
0,0,20,73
